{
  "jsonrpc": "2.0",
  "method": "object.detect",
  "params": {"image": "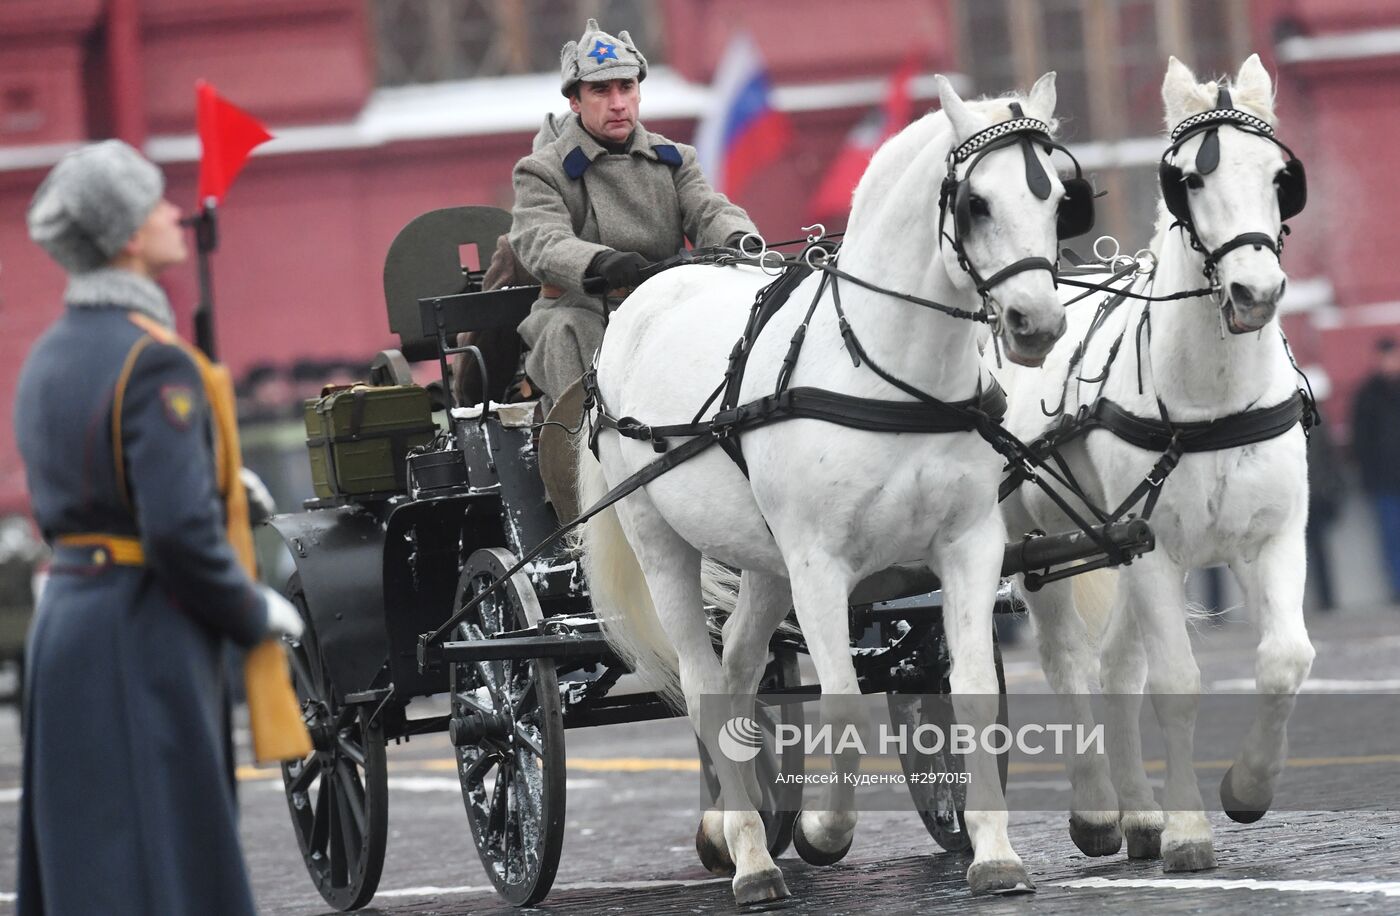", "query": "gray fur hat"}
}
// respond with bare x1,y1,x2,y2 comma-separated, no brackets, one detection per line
560,18,648,97
27,139,165,274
